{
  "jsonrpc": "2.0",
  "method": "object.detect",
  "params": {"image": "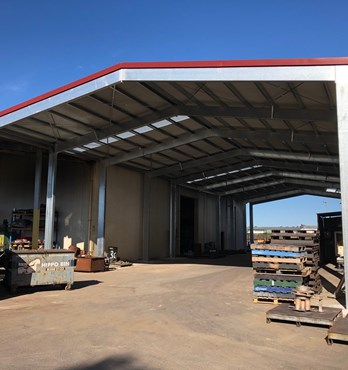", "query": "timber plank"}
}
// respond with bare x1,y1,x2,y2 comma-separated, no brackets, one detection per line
251,249,305,257
253,262,305,271
254,269,311,281
251,244,305,252
254,279,301,288
270,239,317,246
252,256,306,264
